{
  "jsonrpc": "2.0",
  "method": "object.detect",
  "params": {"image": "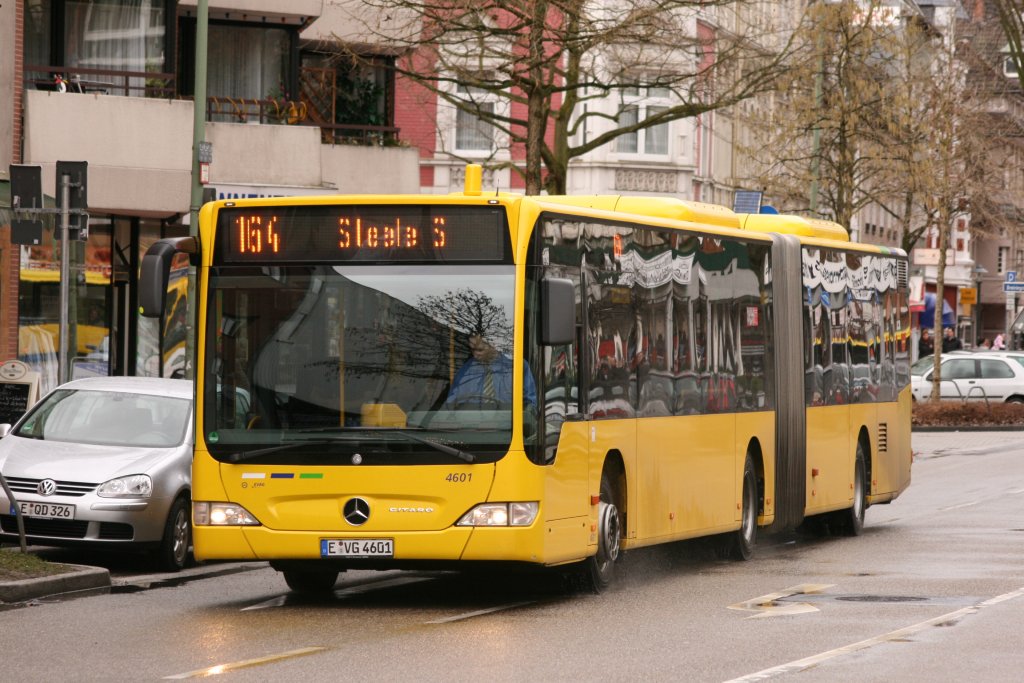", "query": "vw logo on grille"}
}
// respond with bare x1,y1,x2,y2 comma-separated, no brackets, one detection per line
37,479,57,496
343,497,370,526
